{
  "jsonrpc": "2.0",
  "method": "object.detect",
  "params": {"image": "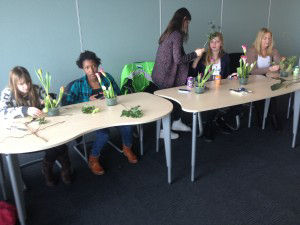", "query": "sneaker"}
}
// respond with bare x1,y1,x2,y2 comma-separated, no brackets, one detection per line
160,129,179,139
172,118,191,132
